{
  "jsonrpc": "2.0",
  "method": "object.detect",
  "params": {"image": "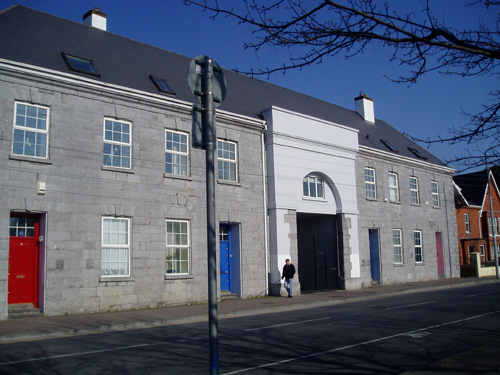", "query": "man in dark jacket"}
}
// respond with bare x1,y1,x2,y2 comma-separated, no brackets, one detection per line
281,259,296,297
